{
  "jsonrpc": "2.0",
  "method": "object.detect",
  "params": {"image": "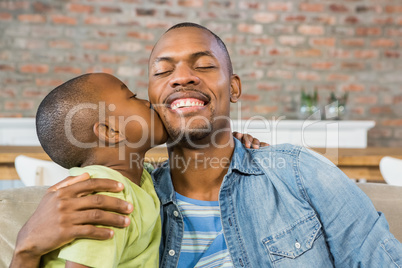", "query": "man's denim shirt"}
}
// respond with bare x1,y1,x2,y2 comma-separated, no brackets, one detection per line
152,139,402,267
